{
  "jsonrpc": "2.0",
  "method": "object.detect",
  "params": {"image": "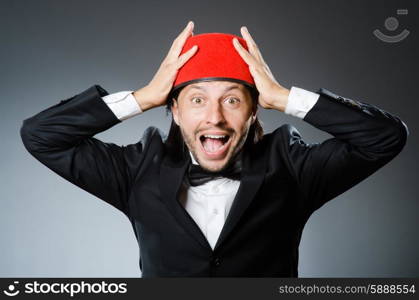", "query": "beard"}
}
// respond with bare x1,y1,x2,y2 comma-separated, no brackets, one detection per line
179,124,250,173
